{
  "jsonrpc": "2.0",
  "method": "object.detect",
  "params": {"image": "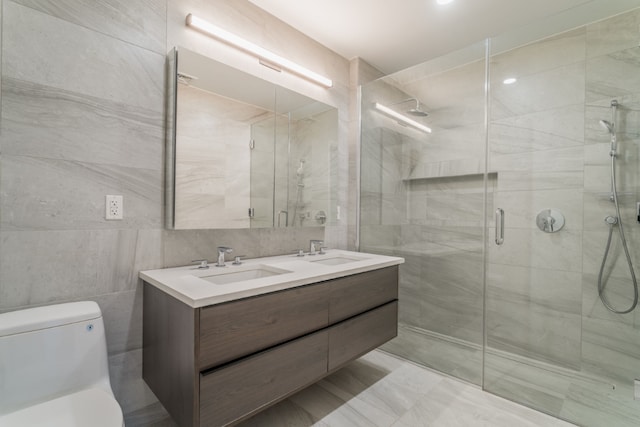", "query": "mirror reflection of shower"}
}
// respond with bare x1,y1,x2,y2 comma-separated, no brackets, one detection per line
597,99,638,314
291,159,305,226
